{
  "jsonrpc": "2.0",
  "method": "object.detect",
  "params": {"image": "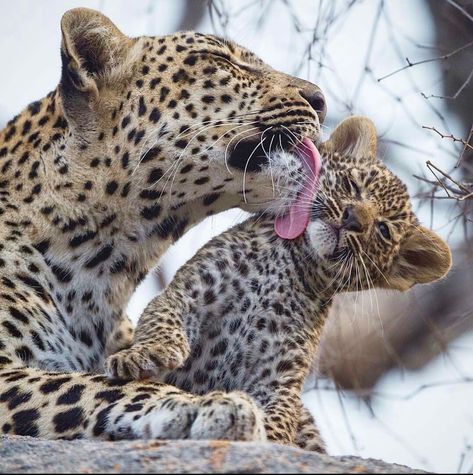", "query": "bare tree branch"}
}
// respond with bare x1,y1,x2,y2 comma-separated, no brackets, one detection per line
377,39,473,82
